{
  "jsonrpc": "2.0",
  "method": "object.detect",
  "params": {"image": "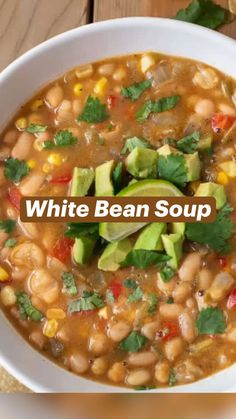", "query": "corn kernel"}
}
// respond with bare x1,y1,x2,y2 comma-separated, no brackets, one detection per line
48,153,63,166
94,77,108,95
34,139,44,151
46,308,66,320
43,319,59,338
0,286,16,306
217,171,229,185
42,163,51,173
27,159,37,169
15,117,27,130
98,306,109,320
0,266,9,282
31,98,44,111
73,83,83,96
